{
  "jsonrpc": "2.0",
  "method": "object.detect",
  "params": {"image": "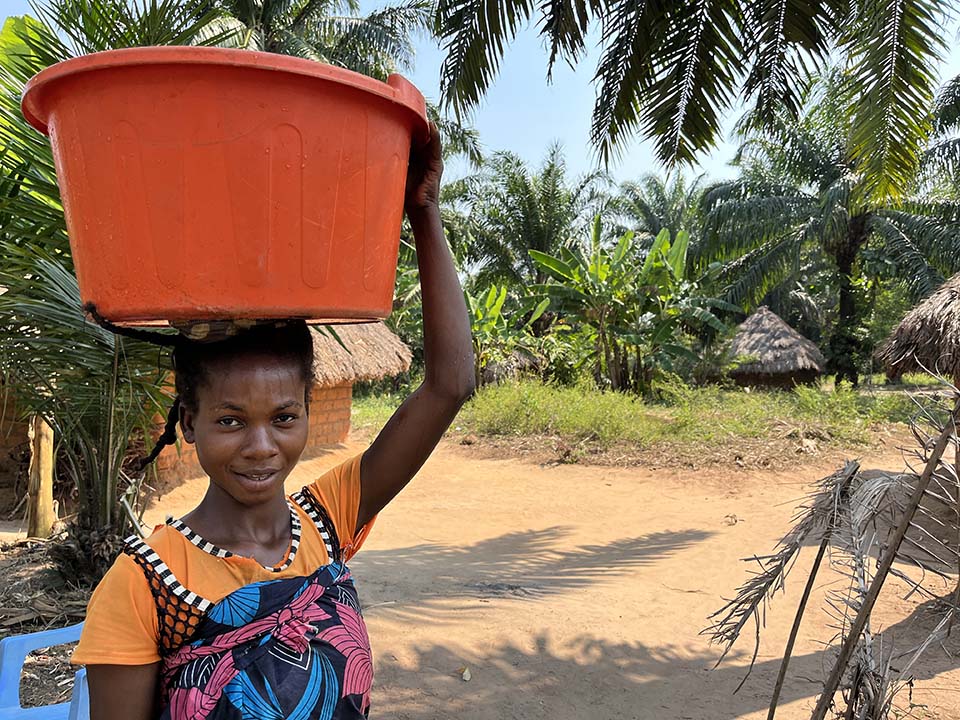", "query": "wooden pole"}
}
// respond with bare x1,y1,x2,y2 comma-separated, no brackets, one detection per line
768,539,829,720
810,401,959,720
26,415,55,538
768,462,859,719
